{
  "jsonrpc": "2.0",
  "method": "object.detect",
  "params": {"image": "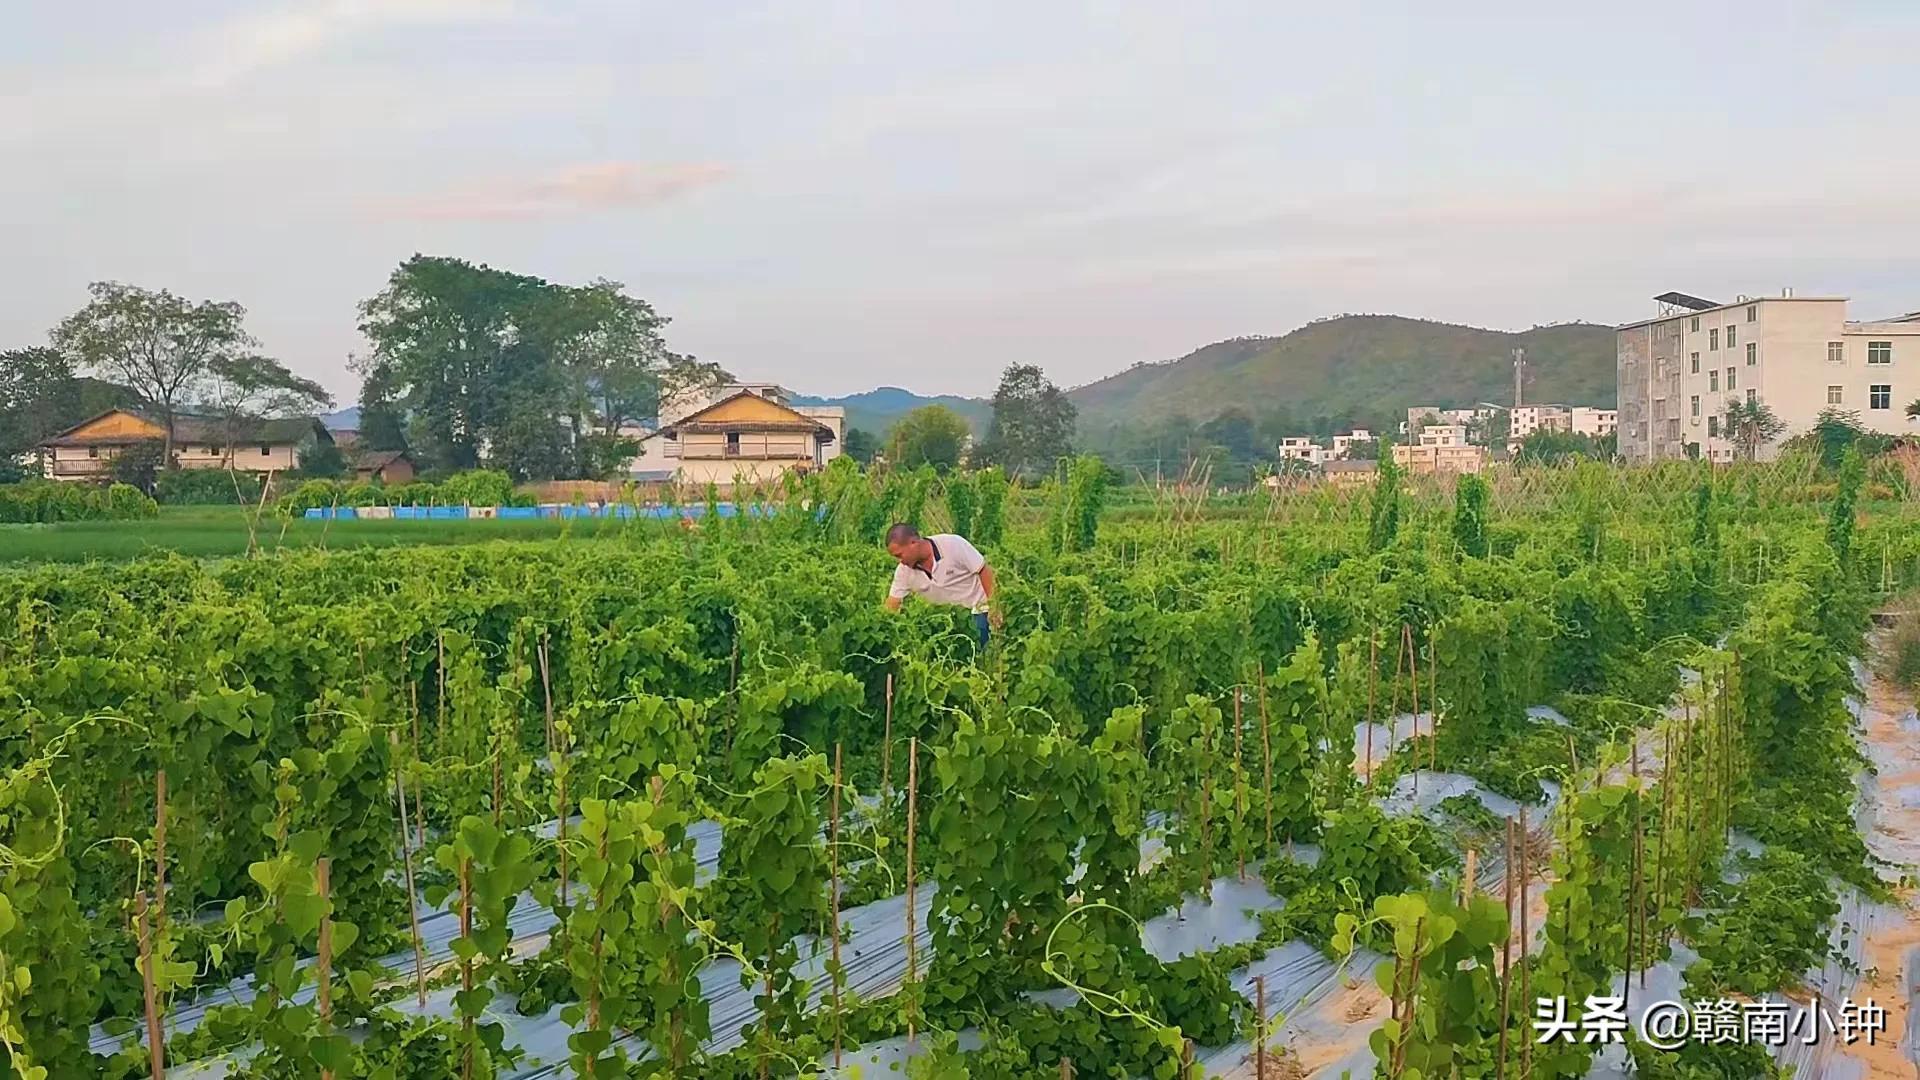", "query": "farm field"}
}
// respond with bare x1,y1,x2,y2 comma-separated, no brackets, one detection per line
1,459,1916,1079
